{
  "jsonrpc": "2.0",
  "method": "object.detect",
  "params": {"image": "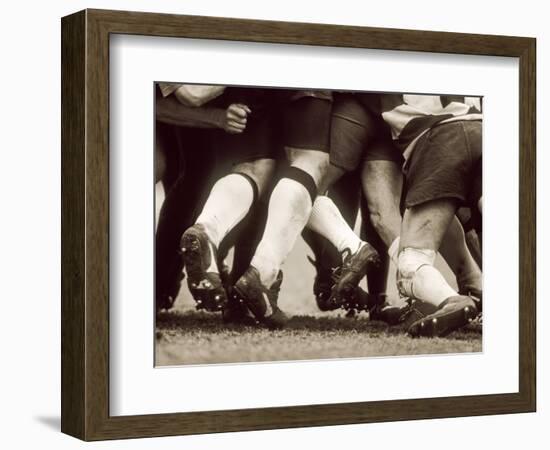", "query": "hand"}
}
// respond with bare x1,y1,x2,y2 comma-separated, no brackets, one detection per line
223,103,251,134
